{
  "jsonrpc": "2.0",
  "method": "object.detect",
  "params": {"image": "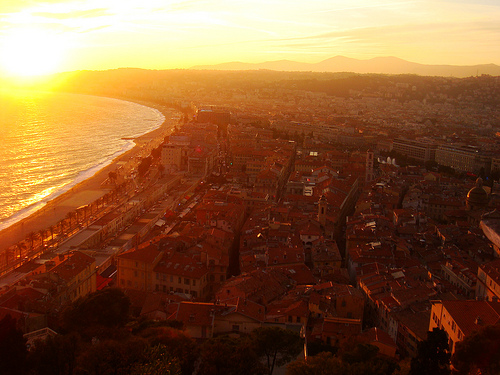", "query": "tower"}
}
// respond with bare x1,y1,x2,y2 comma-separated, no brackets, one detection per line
365,149,374,184
318,195,327,227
